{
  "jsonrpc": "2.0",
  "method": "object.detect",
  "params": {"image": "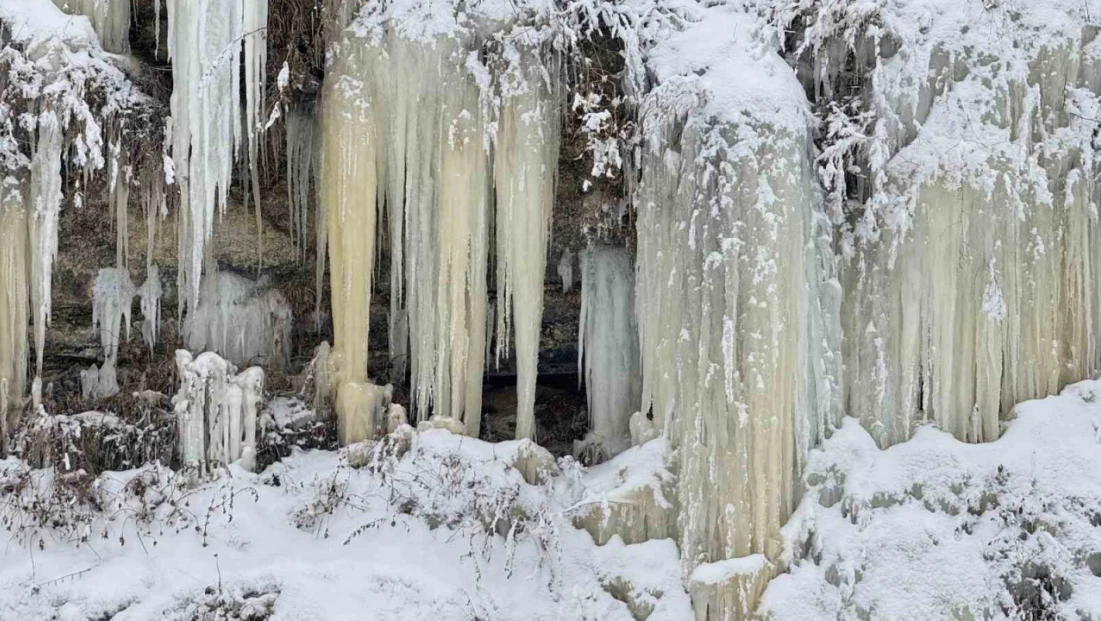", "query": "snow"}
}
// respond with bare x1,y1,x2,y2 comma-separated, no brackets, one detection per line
0,418,691,620
762,379,1101,621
